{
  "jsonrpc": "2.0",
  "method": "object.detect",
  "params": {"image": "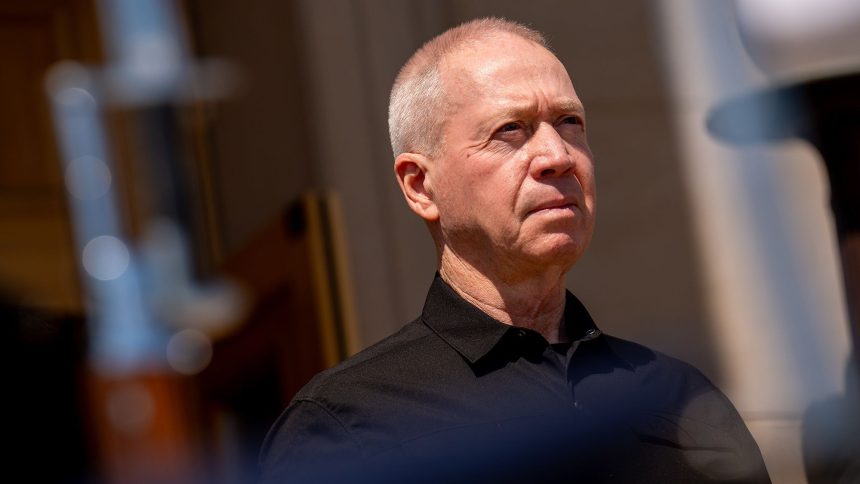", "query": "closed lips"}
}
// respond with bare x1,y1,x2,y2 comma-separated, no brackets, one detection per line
528,200,576,213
